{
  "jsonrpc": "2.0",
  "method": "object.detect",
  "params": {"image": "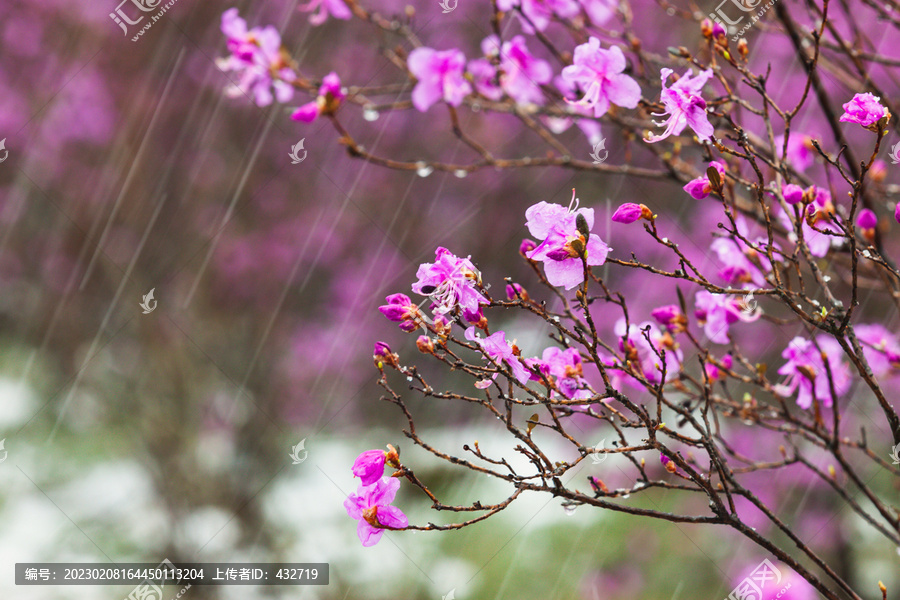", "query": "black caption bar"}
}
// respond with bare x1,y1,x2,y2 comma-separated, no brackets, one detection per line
16,562,329,585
